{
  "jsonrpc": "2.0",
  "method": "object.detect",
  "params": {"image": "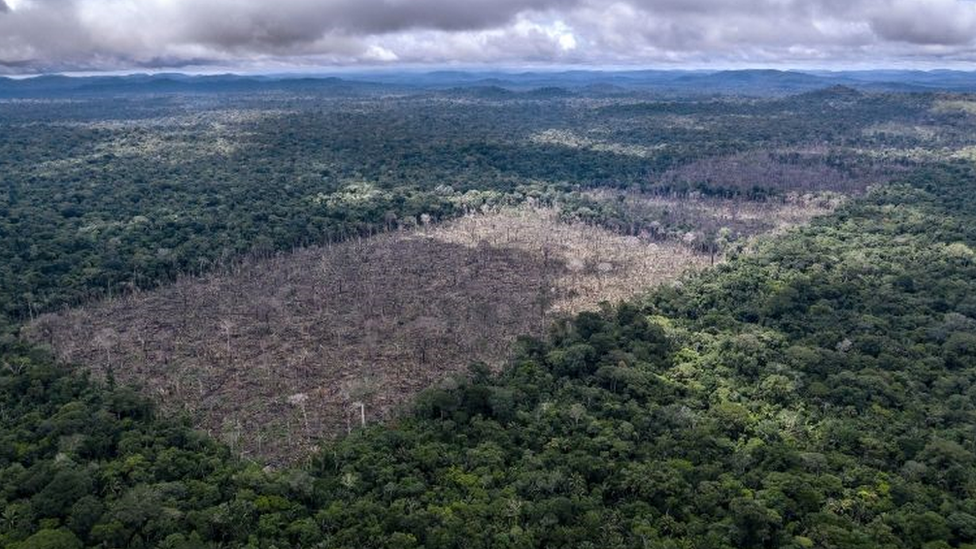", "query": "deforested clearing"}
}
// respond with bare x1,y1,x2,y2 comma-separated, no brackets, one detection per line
27,207,709,464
